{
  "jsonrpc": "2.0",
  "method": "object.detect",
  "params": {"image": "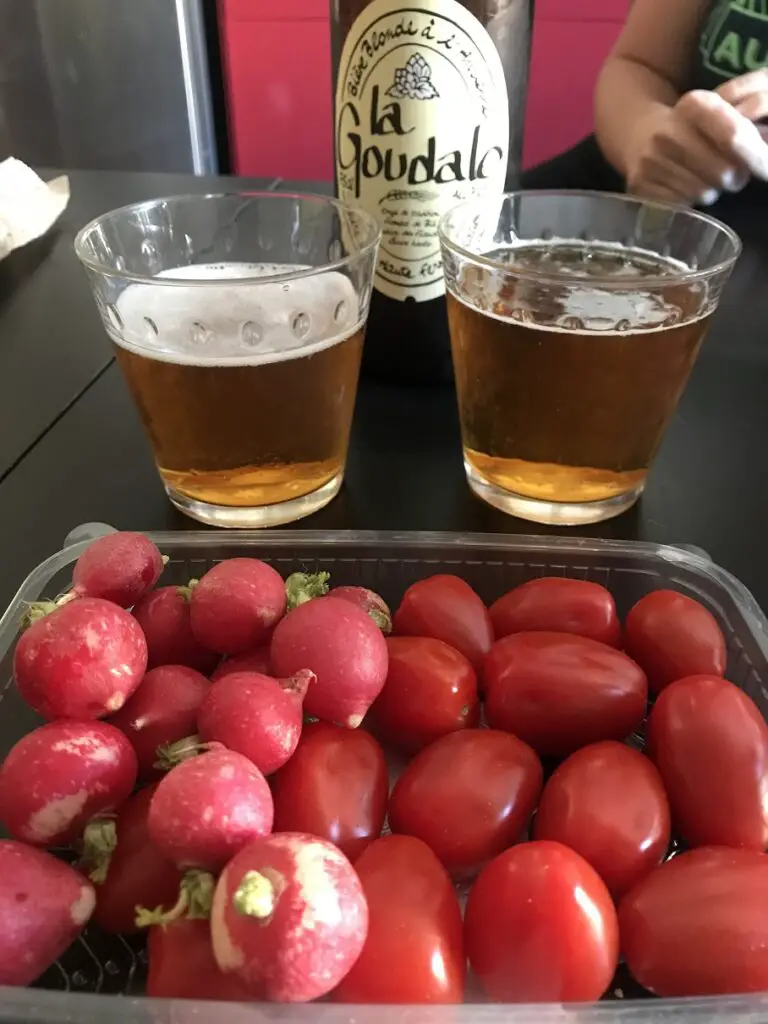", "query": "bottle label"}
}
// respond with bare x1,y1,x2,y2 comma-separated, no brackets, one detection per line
335,0,509,302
